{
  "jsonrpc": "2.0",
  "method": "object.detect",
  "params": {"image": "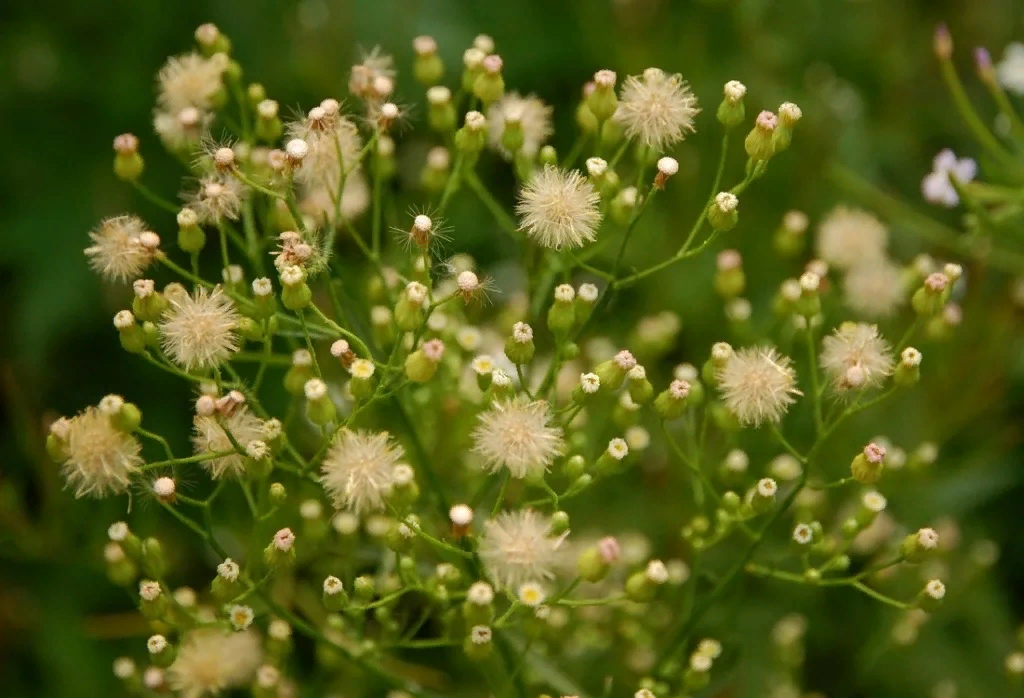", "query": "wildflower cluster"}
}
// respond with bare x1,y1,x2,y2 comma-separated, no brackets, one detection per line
50,21,1017,698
